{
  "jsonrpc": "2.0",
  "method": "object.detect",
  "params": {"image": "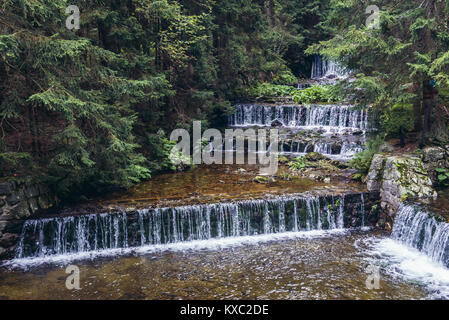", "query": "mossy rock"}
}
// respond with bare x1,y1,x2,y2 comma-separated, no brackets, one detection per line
305,152,329,162
253,176,271,184
278,156,290,164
